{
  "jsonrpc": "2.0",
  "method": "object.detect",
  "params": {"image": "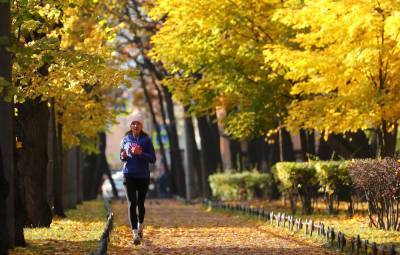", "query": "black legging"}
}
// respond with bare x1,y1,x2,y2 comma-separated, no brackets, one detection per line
124,177,150,230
